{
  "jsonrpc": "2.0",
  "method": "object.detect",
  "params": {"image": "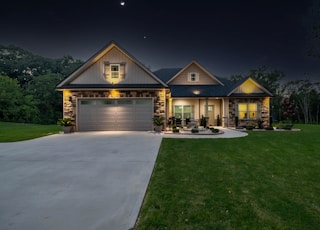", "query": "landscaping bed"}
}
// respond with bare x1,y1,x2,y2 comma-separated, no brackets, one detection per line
164,126,223,135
